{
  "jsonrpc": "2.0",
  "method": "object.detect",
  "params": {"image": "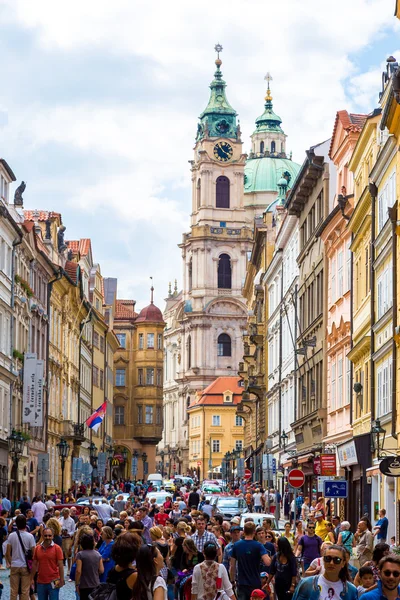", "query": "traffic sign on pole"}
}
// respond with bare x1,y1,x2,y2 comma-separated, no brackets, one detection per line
288,469,305,489
244,468,252,480
323,479,348,498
